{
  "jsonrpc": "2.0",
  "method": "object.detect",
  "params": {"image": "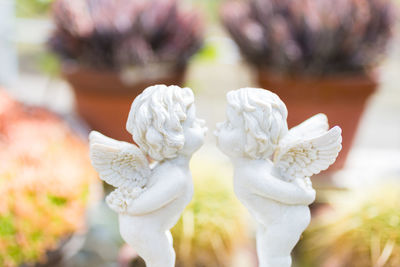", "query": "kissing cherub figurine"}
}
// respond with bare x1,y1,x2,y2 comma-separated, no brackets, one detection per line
89,85,207,267
215,88,342,267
